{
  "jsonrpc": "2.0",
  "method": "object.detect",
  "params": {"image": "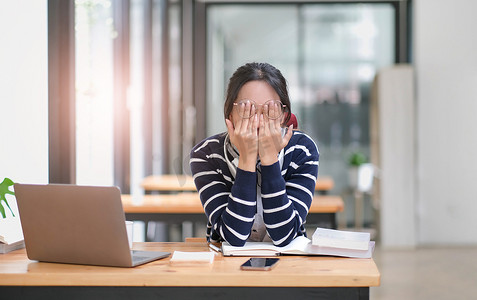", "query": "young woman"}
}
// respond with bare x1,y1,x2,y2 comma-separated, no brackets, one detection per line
190,62,319,247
